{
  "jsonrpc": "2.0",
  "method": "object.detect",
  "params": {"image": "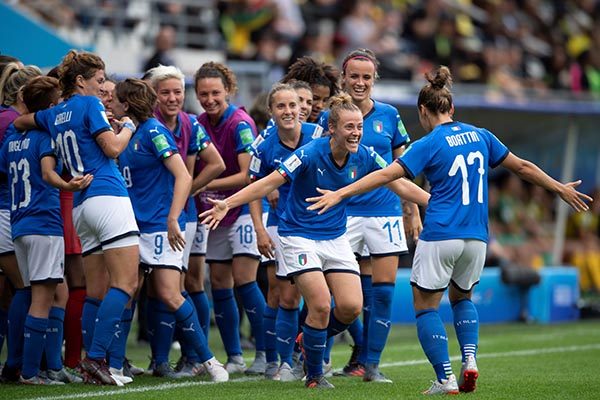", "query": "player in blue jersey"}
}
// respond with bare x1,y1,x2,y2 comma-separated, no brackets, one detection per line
145,65,225,376
0,76,91,384
306,66,592,394
194,62,267,374
201,93,429,389
0,63,42,382
249,83,324,381
13,50,140,386
112,78,228,382
282,56,340,124
319,48,422,381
